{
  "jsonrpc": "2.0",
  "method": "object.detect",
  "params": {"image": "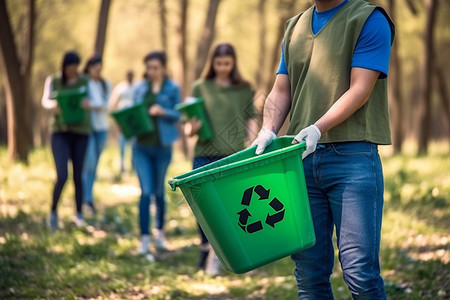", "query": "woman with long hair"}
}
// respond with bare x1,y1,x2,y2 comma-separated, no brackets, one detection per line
133,51,181,258
82,55,111,214
41,51,91,228
185,43,259,275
